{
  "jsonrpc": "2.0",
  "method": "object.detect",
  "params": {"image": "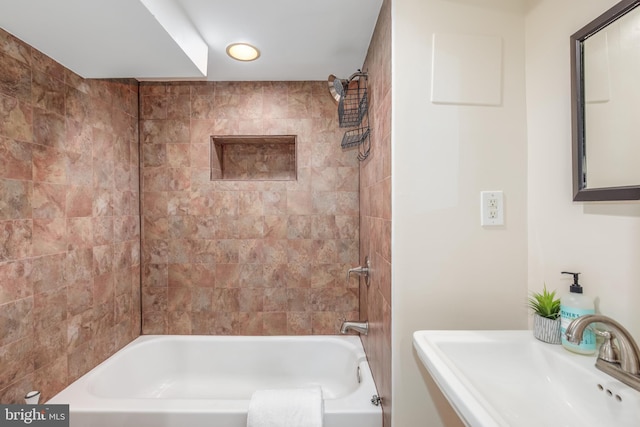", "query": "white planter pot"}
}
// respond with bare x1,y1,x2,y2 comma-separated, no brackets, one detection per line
533,314,561,344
